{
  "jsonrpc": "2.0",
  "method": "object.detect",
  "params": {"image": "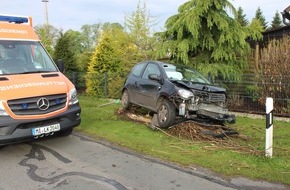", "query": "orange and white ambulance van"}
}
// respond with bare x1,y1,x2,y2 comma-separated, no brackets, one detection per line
0,14,81,145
